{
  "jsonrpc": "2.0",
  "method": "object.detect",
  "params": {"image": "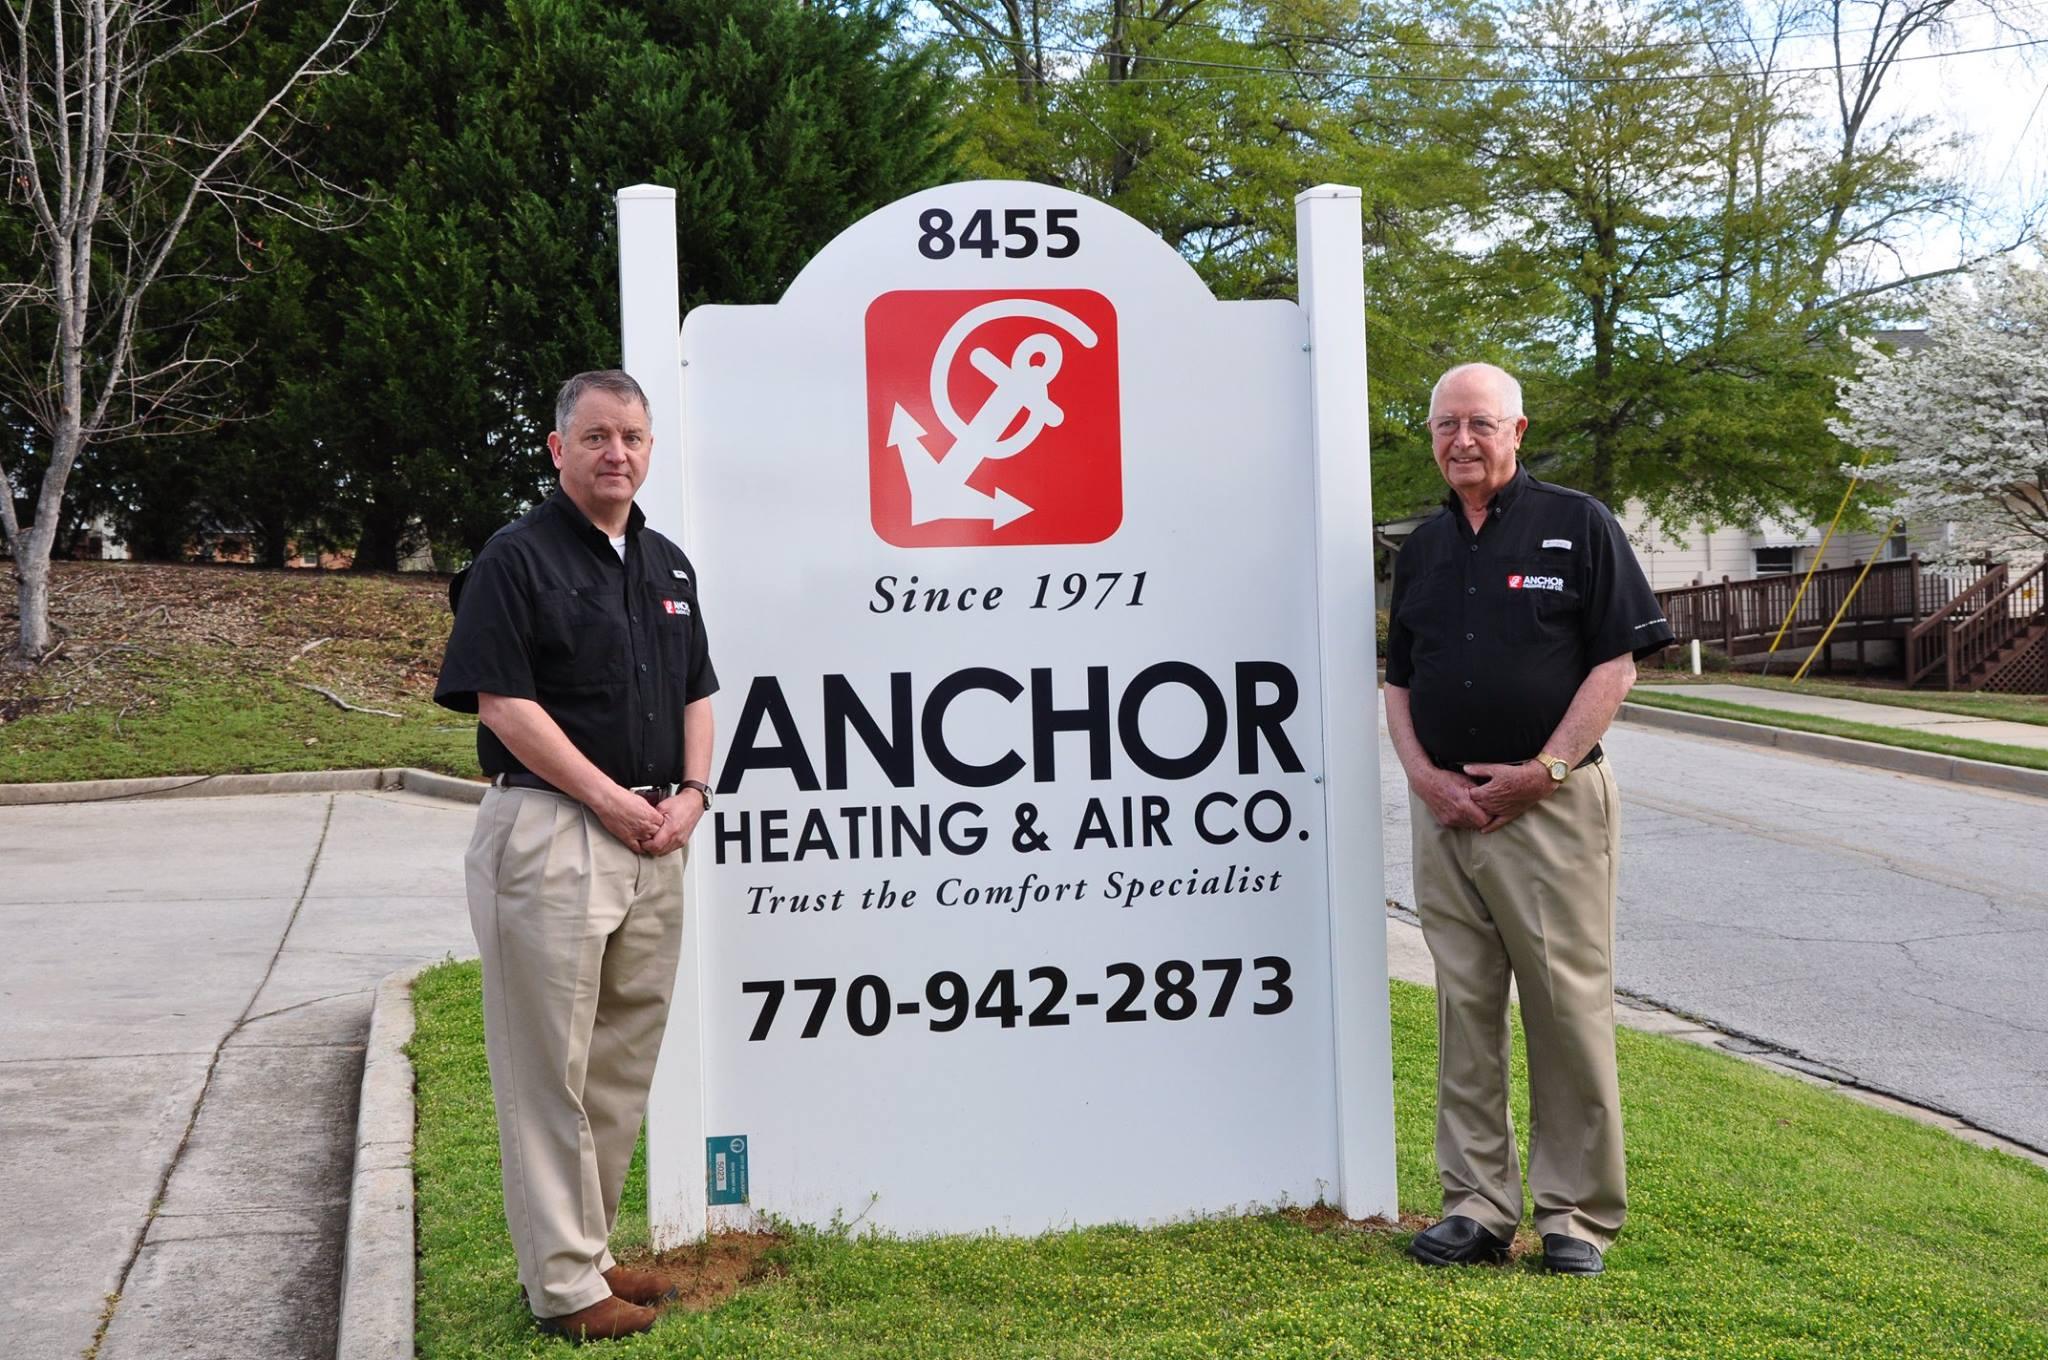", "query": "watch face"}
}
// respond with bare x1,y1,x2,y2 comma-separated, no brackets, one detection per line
1548,760,1569,781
